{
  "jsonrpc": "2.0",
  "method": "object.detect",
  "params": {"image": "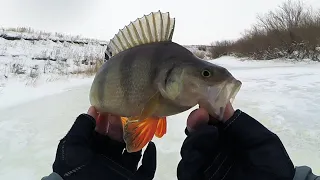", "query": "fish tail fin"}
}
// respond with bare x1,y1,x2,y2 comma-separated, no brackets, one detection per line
122,117,159,153
108,10,175,56
155,117,167,138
